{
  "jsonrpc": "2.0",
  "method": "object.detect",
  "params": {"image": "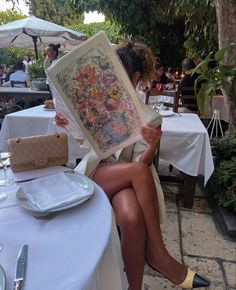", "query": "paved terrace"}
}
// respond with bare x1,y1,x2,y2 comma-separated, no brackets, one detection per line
143,164,236,290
